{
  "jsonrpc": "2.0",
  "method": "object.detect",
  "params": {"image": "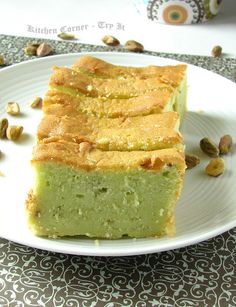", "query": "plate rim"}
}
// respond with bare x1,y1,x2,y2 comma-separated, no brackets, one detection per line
0,51,236,256
1,218,236,257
